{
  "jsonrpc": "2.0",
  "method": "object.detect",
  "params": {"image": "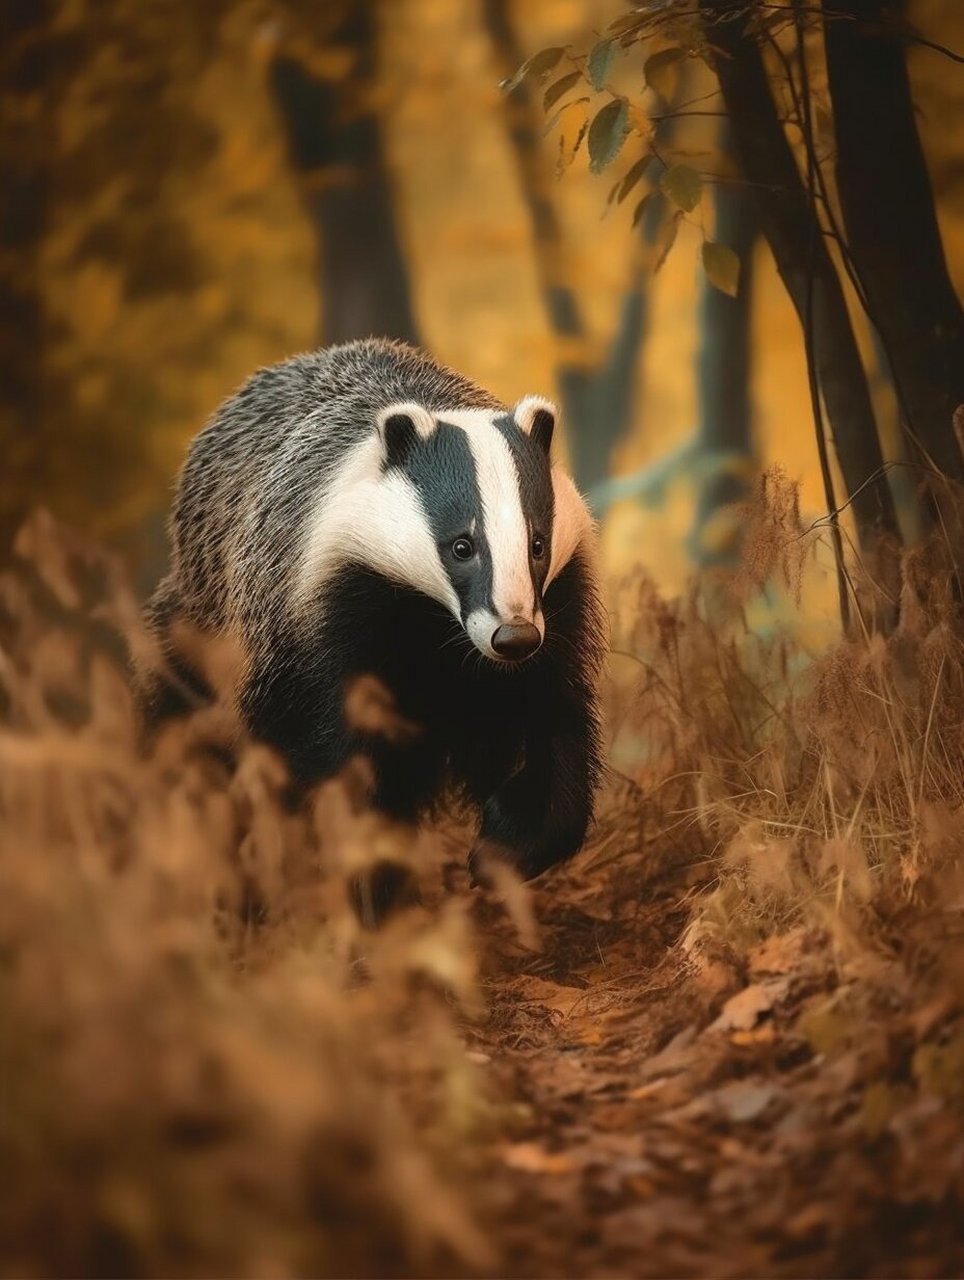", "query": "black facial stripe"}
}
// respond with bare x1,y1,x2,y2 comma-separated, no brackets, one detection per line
492,413,555,597
389,421,493,618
